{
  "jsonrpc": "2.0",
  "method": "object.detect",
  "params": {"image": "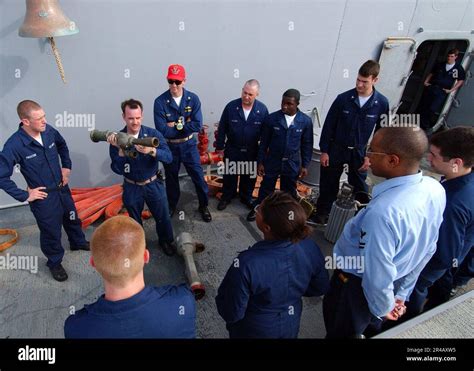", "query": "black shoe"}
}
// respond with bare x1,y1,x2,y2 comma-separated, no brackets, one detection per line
246,208,257,222
198,205,212,222
450,284,467,297
308,213,328,226
70,241,90,251
169,206,176,218
160,241,177,256
50,264,68,282
217,199,231,211
240,198,254,210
